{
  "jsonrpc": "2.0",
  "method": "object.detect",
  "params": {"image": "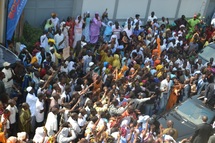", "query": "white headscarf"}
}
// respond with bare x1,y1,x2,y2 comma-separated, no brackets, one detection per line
33,127,49,143
108,21,113,26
